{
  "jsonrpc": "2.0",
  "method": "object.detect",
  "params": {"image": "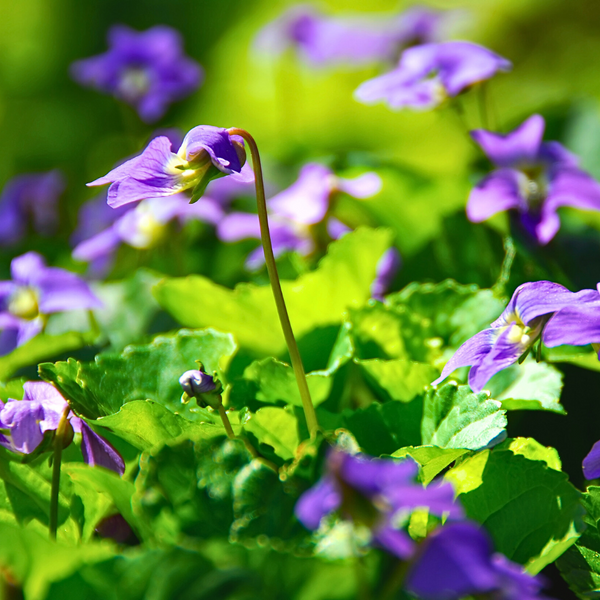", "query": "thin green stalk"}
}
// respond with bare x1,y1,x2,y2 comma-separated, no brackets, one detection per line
49,405,71,540
217,405,278,472
227,128,320,440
